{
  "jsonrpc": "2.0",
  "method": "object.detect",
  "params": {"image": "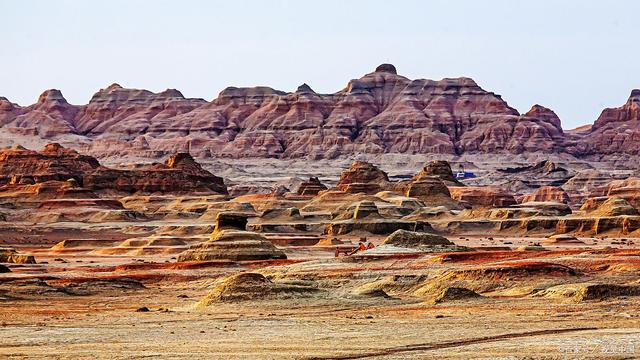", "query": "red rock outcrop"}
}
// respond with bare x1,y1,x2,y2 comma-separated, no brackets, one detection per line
562,169,625,203
5,65,640,160
580,197,639,216
296,177,327,196
0,143,100,185
457,105,565,154
0,90,79,138
0,65,573,159
0,144,227,195
449,186,517,208
578,177,640,212
336,161,390,194
394,177,460,208
586,177,640,209
412,160,462,186
84,153,227,194
520,186,570,204
569,90,640,156
74,84,207,136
